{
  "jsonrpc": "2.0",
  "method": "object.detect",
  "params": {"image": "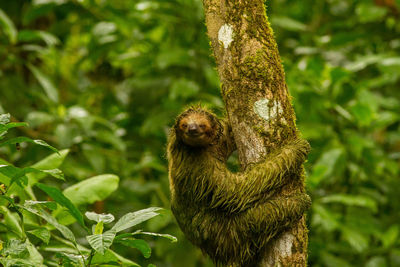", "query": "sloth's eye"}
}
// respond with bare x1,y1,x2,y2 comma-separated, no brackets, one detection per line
181,123,187,128
199,124,206,129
